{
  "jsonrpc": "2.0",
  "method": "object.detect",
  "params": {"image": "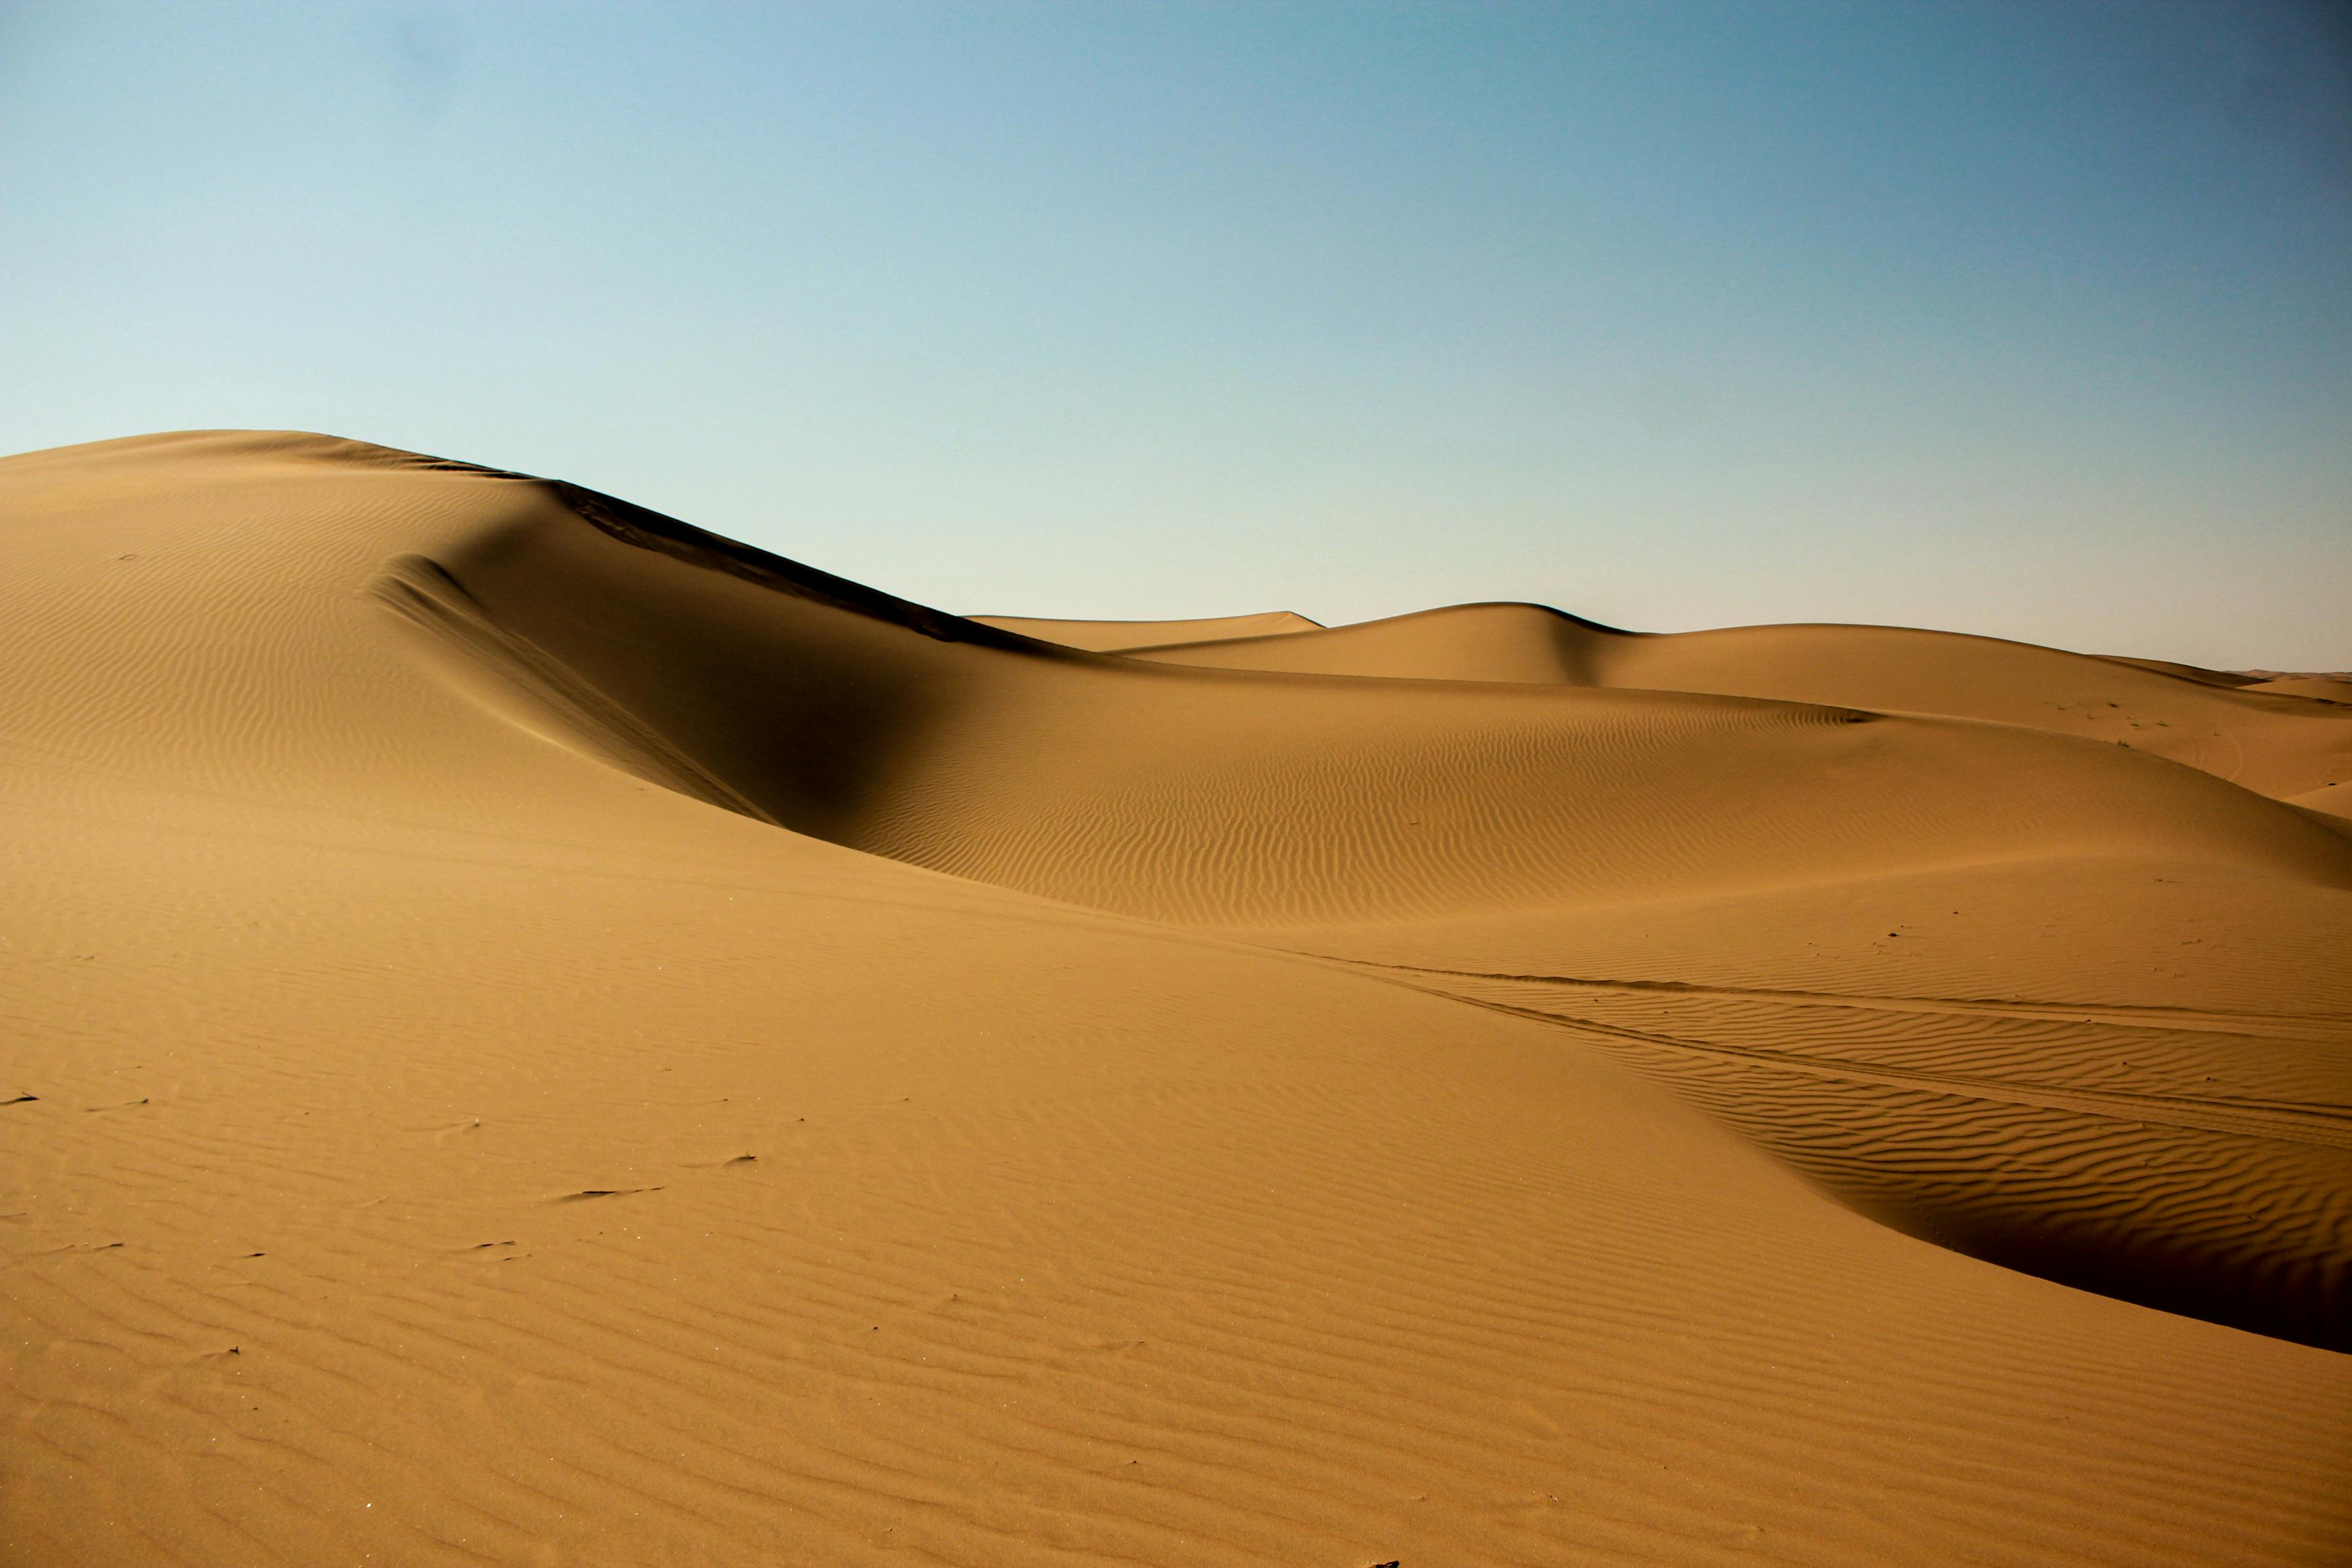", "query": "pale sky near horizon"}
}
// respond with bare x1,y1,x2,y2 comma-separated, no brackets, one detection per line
3,1,2347,668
